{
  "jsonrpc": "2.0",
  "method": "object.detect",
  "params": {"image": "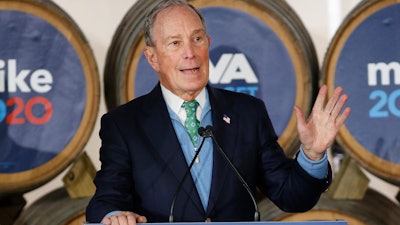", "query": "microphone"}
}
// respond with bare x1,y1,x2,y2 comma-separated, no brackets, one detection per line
168,127,210,223
198,126,212,138
205,125,260,221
